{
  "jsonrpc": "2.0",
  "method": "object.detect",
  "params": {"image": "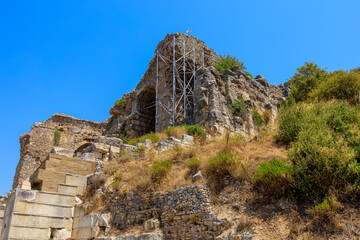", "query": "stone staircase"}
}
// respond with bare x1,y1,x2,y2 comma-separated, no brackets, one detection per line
0,153,96,240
